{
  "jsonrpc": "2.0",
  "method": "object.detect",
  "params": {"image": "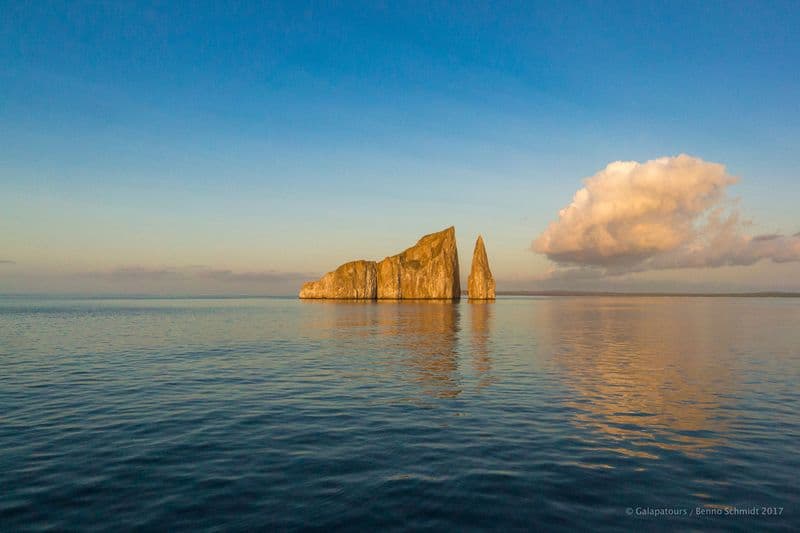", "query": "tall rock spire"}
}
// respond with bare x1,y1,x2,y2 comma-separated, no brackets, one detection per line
468,235,496,300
